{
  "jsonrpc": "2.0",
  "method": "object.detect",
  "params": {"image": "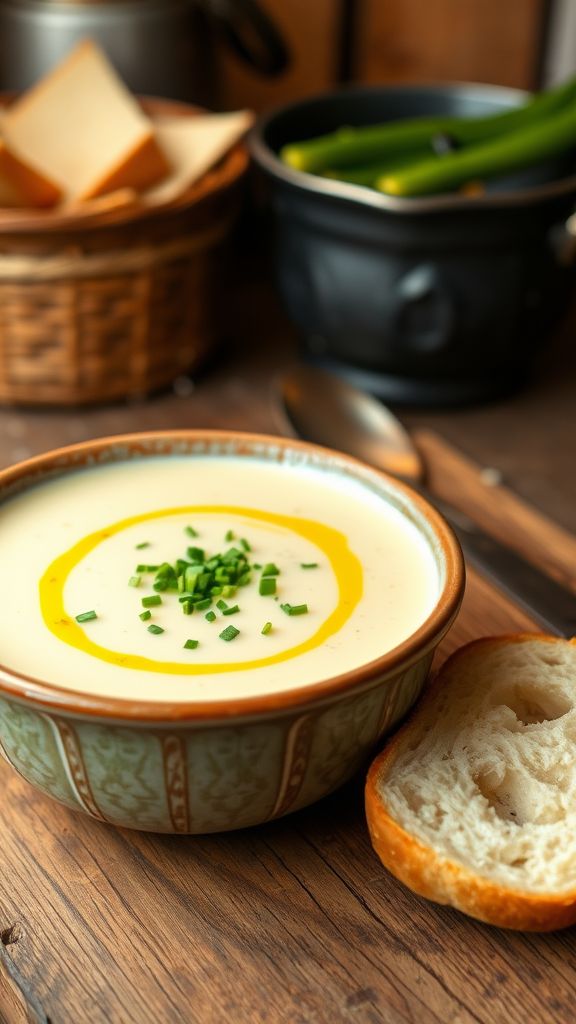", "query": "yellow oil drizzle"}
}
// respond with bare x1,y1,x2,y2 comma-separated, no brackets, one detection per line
40,505,363,675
